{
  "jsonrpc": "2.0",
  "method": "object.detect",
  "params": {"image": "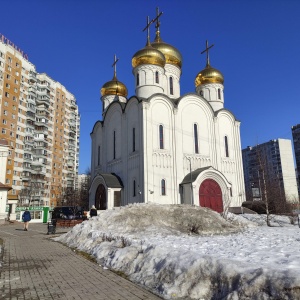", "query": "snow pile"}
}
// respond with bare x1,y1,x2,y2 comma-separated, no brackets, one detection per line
55,203,300,299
